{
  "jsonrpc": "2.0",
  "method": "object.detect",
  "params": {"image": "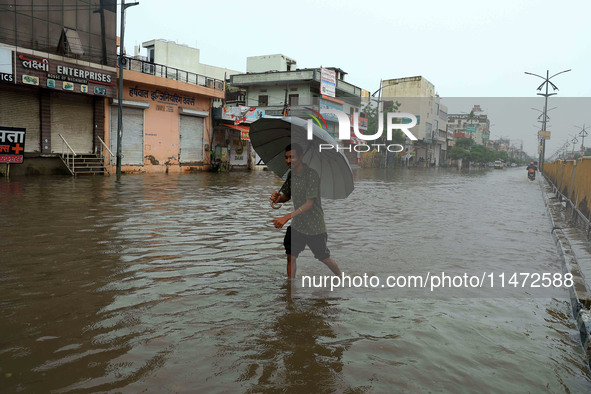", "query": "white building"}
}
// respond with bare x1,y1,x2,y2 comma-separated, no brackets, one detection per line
229,54,365,165
137,39,242,82
380,76,448,166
